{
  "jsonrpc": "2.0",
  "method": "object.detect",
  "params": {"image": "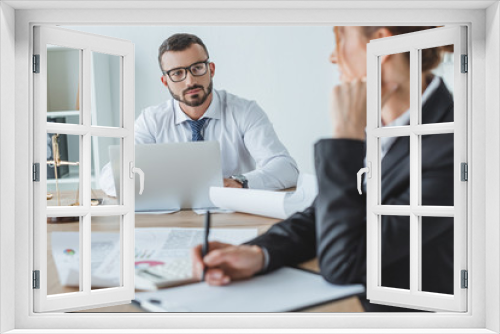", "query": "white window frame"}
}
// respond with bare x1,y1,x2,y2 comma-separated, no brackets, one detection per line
33,25,137,312
365,26,467,312
0,2,498,333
